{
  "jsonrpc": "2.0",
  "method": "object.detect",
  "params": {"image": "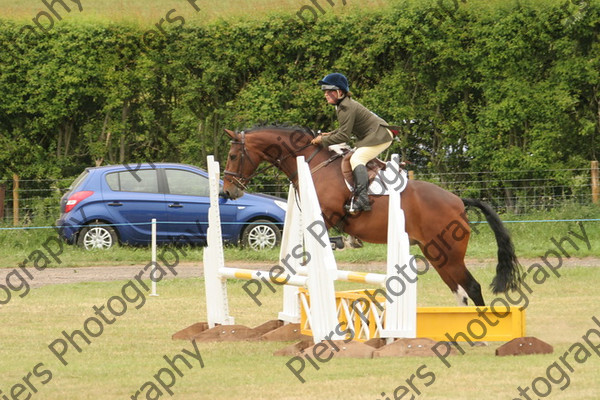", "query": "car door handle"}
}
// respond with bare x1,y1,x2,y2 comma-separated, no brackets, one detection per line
107,202,123,207
168,203,183,208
